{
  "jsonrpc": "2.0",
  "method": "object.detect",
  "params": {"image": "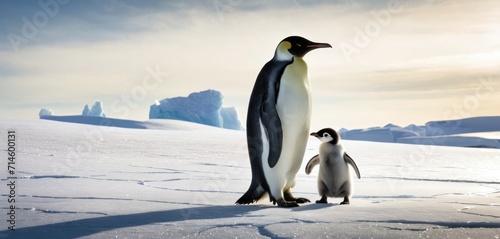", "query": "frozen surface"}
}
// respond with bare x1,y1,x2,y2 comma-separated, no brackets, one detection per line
0,118,499,239
149,89,242,130
38,115,223,131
